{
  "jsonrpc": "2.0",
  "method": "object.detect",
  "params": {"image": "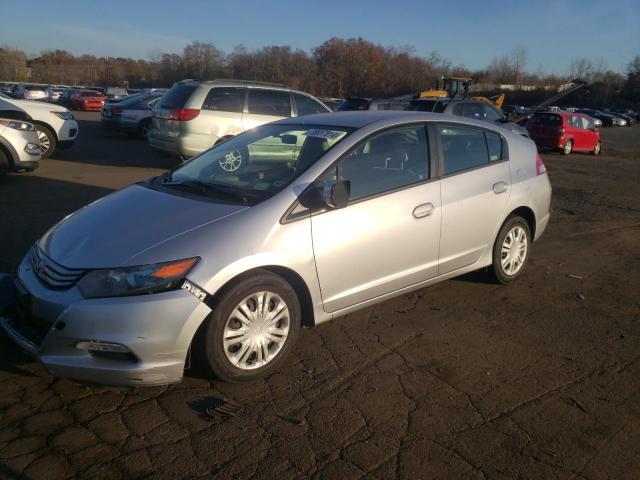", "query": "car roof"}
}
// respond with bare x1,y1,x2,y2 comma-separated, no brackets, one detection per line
273,110,513,131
